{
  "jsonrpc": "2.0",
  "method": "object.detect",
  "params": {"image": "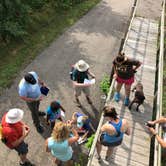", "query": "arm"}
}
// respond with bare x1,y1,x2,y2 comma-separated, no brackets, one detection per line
148,117,166,125
60,105,66,113
68,128,79,145
20,96,37,102
133,61,141,71
87,70,95,78
11,126,30,147
45,139,51,152
148,127,166,148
